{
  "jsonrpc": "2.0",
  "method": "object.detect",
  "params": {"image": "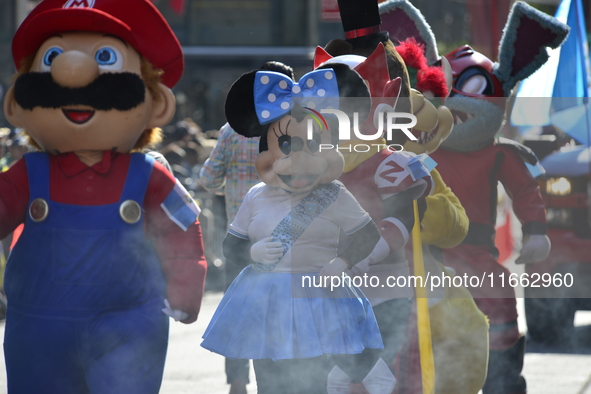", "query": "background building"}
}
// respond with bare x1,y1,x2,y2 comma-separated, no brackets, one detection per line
0,0,573,131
